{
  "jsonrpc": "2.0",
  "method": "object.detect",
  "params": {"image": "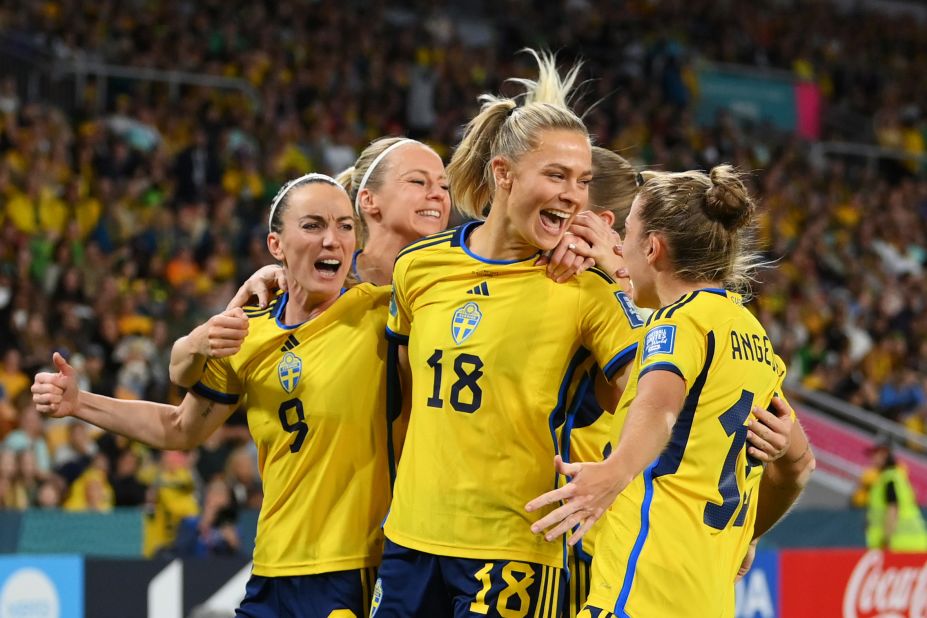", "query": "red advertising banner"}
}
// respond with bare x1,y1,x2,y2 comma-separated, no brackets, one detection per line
781,549,927,618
